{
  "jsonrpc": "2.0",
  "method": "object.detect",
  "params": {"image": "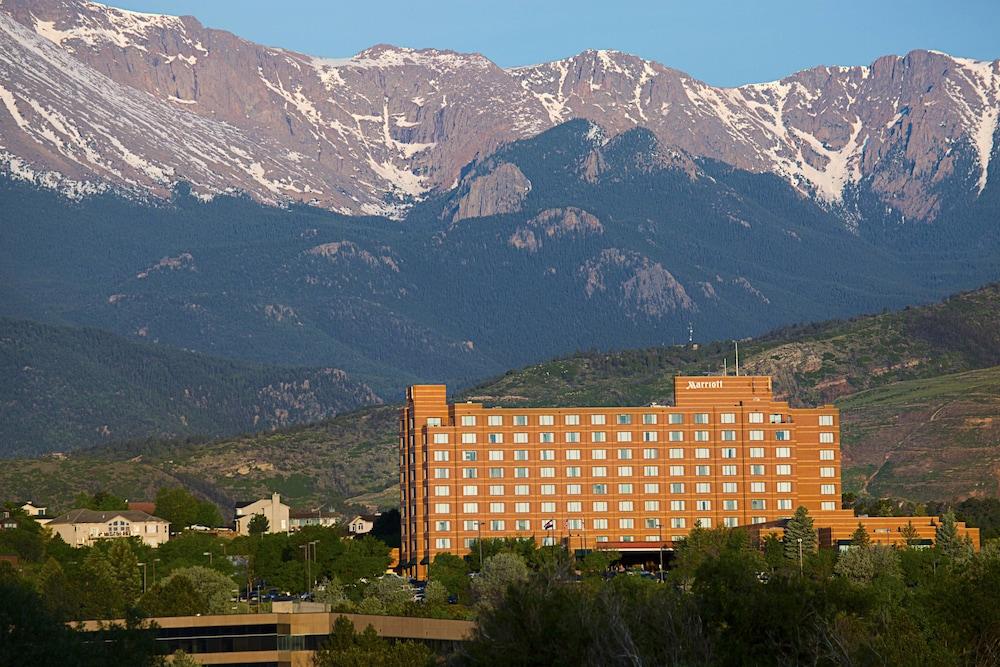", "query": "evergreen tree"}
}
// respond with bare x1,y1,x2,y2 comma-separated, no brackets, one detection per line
935,511,970,561
783,506,817,561
851,523,871,548
248,513,269,537
900,520,920,548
